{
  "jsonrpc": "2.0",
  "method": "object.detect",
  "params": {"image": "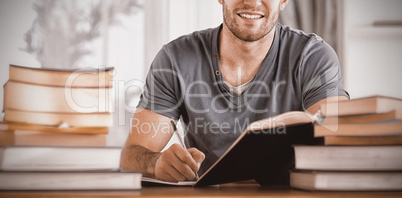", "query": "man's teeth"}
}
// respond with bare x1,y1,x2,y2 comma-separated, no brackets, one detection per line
239,14,263,19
